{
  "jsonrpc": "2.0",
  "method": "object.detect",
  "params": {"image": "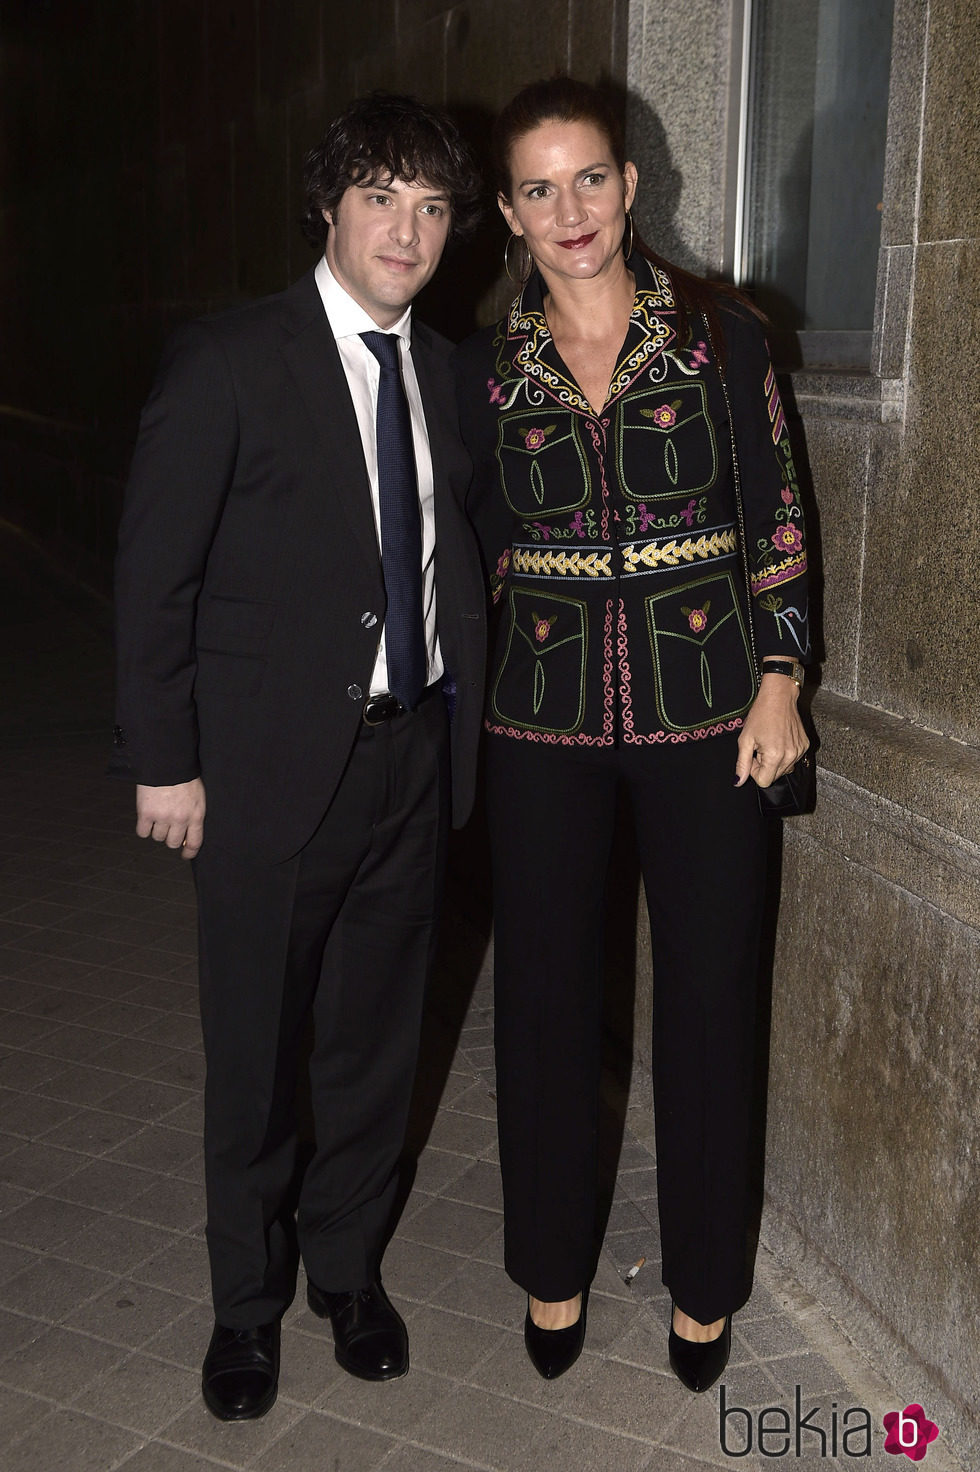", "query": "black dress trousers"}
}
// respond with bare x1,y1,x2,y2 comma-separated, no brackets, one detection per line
193,694,449,1327
486,728,767,1324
